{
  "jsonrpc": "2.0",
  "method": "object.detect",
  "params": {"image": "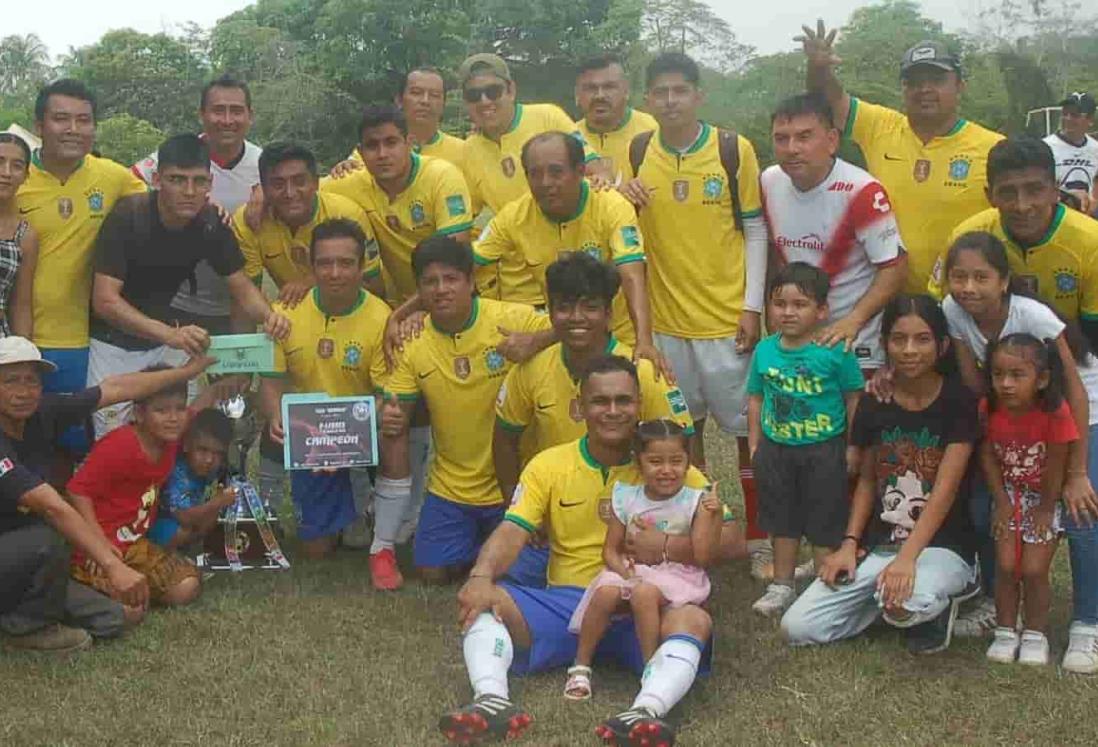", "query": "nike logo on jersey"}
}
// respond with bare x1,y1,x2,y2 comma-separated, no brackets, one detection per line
417,370,435,380
883,154,904,161
559,498,586,508
18,207,41,214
